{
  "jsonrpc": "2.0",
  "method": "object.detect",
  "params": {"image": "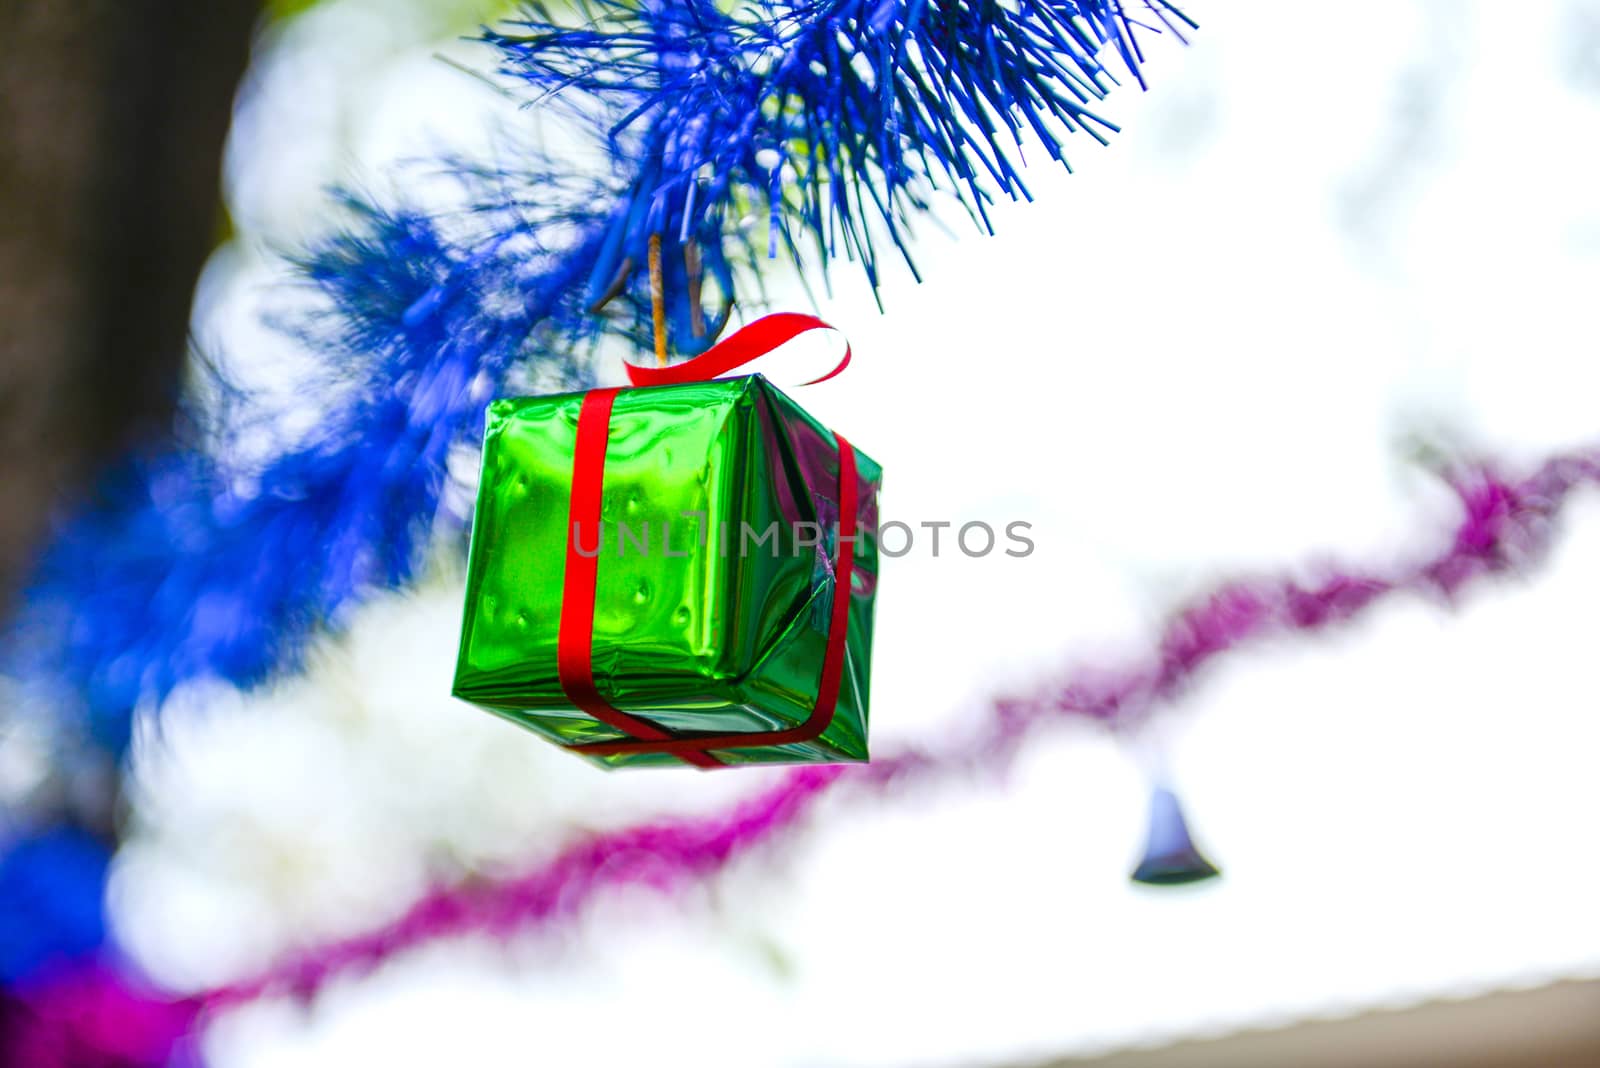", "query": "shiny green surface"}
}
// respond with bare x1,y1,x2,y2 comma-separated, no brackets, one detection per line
453,375,879,768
